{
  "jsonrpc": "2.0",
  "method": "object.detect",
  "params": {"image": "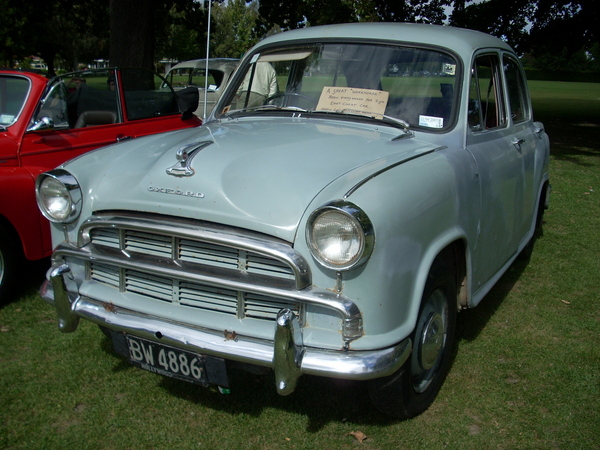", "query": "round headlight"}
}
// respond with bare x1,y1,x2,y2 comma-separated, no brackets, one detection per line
36,169,82,223
307,201,374,271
